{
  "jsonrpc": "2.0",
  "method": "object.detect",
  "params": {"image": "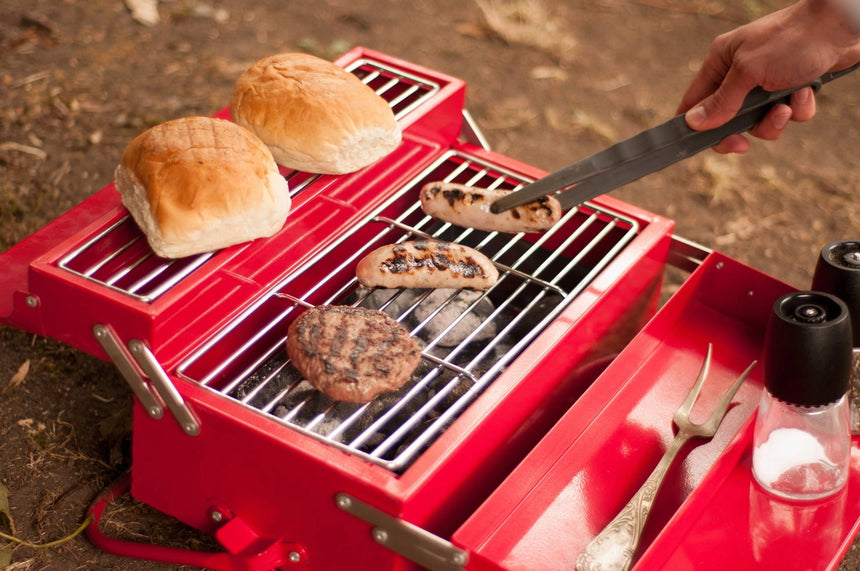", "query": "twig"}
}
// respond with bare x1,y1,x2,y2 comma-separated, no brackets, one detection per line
0,143,47,160
0,514,93,549
11,71,50,88
625,0,747,22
